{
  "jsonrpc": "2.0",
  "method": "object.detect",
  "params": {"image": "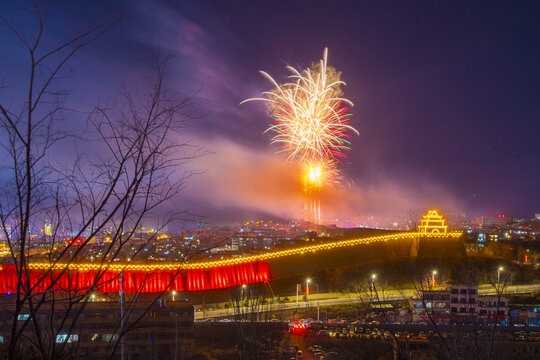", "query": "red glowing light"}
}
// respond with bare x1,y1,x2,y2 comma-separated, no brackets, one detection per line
0,261,271,294
290,322,307,335
68,238,83,245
